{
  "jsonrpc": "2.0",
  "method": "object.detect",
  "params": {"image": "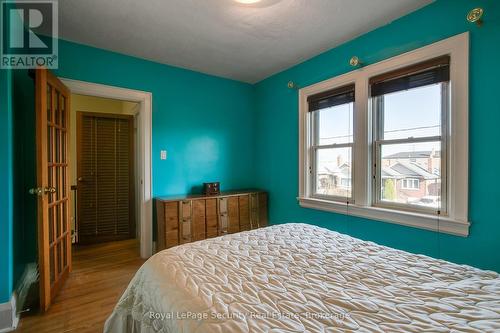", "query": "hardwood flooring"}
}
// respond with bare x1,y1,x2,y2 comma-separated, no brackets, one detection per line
17,239,145,333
